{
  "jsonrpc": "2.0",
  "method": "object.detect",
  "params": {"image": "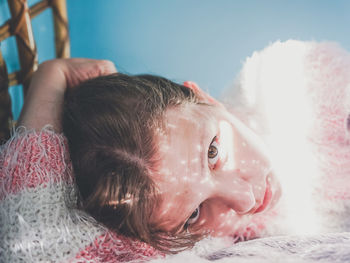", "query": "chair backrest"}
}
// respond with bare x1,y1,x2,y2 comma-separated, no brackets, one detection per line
0,0,70,143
